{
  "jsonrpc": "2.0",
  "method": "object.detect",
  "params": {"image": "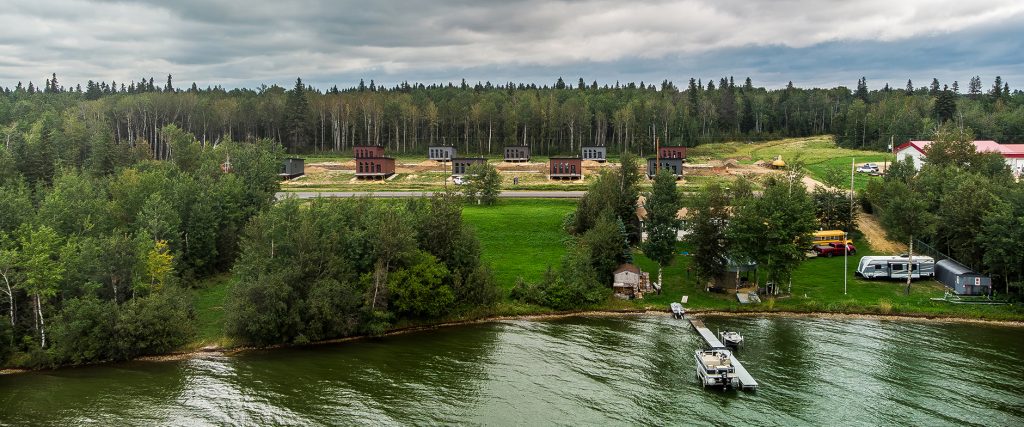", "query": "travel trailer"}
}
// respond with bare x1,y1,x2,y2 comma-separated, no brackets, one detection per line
856,255,935,280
